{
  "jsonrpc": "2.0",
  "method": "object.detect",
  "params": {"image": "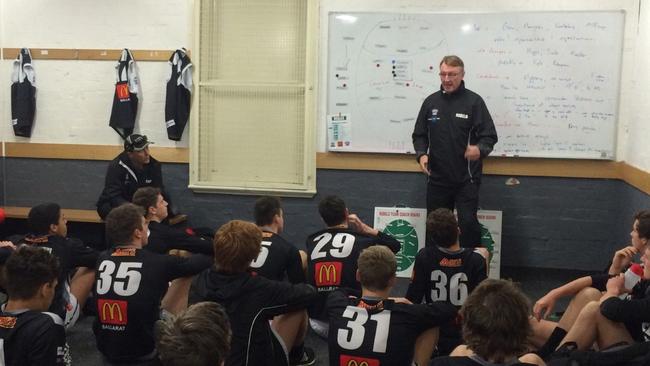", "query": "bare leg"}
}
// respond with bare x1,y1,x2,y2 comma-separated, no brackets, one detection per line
161,276,193,316
299,250,308,273
413,327,439,366
519,353,546,365
272,309,309,351
558,287,602,331
70,267,95,308
528,317,558,349
559,301,634,351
